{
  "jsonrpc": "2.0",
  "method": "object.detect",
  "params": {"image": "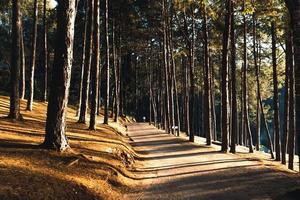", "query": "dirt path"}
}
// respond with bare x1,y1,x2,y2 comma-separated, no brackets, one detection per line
126,123,300,200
